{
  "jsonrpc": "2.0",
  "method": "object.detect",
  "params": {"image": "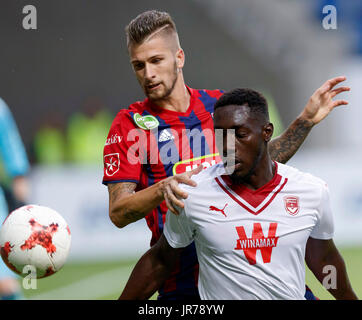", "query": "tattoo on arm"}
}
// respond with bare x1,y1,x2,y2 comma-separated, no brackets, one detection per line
108,182,136,205
269,118,313,164
108,182,146,225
